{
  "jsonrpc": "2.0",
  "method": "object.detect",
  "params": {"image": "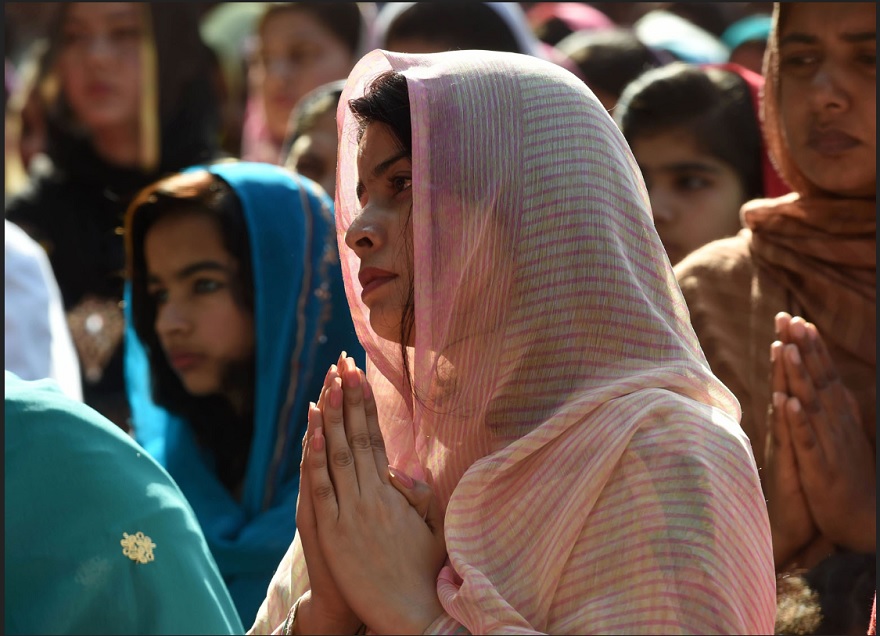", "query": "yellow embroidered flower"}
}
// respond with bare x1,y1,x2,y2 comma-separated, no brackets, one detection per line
121,531,156,564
